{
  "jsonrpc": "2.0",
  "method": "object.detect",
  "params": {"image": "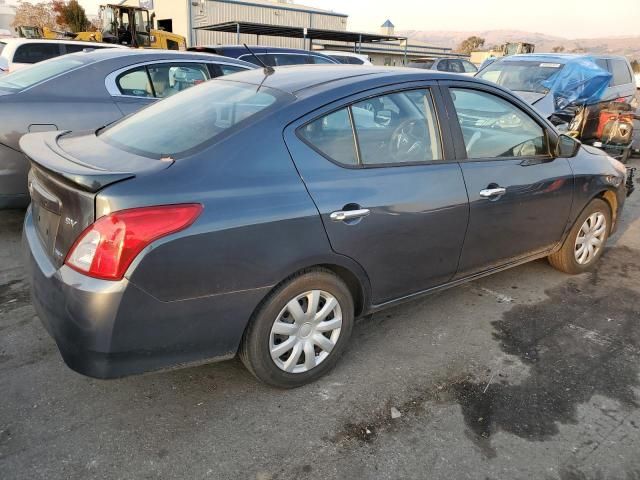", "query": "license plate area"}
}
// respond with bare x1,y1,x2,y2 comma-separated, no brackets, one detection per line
29,174,61,256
